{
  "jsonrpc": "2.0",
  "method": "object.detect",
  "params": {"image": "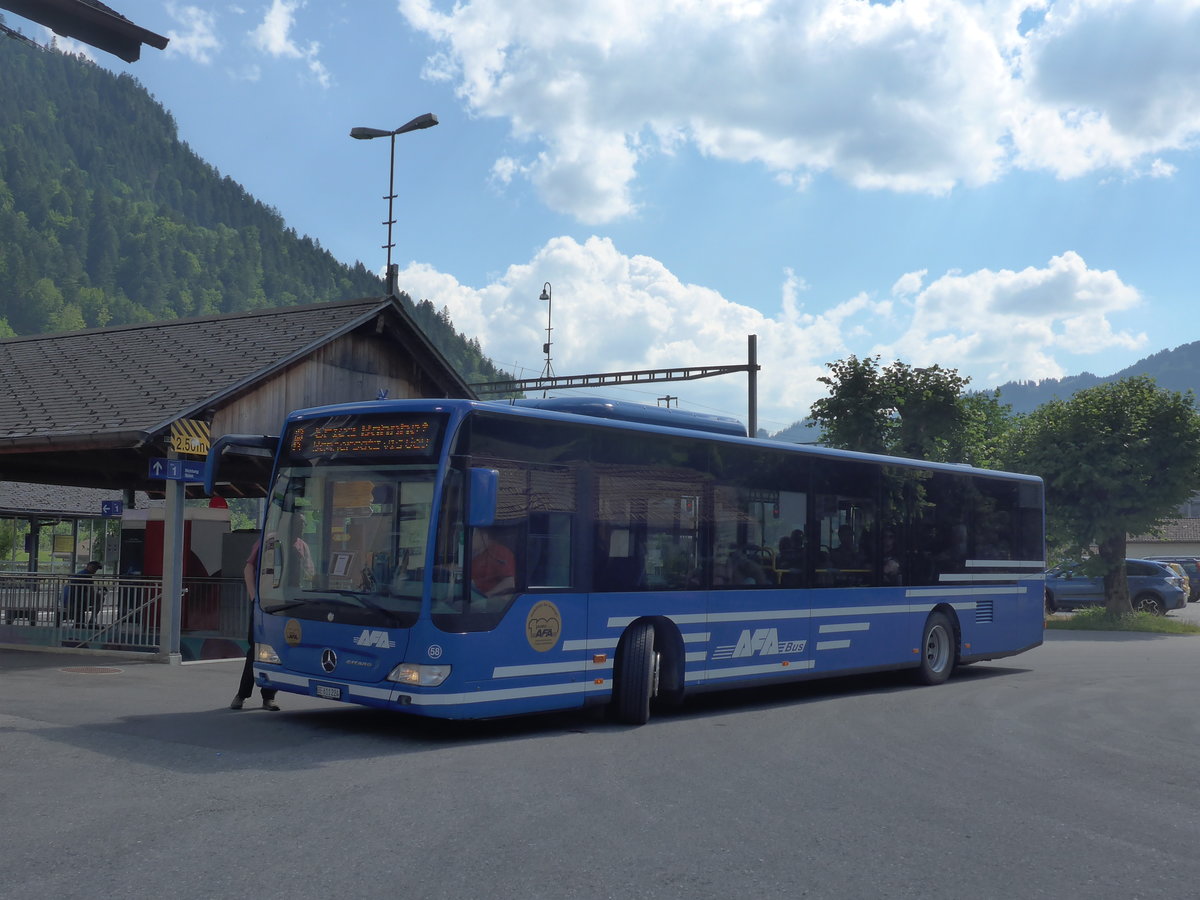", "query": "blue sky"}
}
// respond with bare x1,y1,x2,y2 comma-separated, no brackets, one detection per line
20,0,1200,434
